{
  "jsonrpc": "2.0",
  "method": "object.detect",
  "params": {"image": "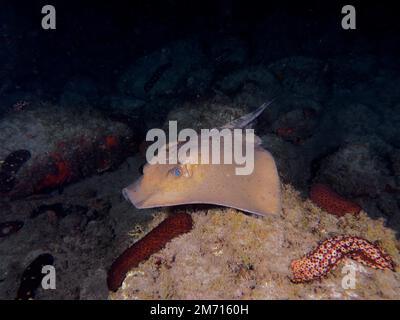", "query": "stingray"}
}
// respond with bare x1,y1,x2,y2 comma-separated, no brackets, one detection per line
123,100,281,216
